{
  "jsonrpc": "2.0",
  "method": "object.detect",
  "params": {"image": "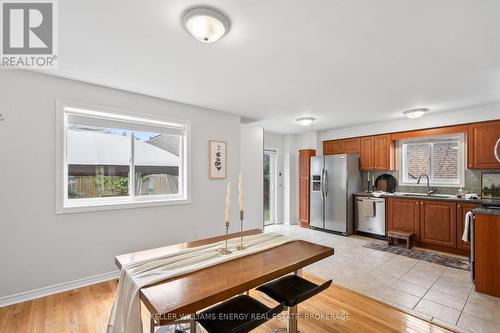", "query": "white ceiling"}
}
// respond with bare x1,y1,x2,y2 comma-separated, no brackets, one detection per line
51,0,500,133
